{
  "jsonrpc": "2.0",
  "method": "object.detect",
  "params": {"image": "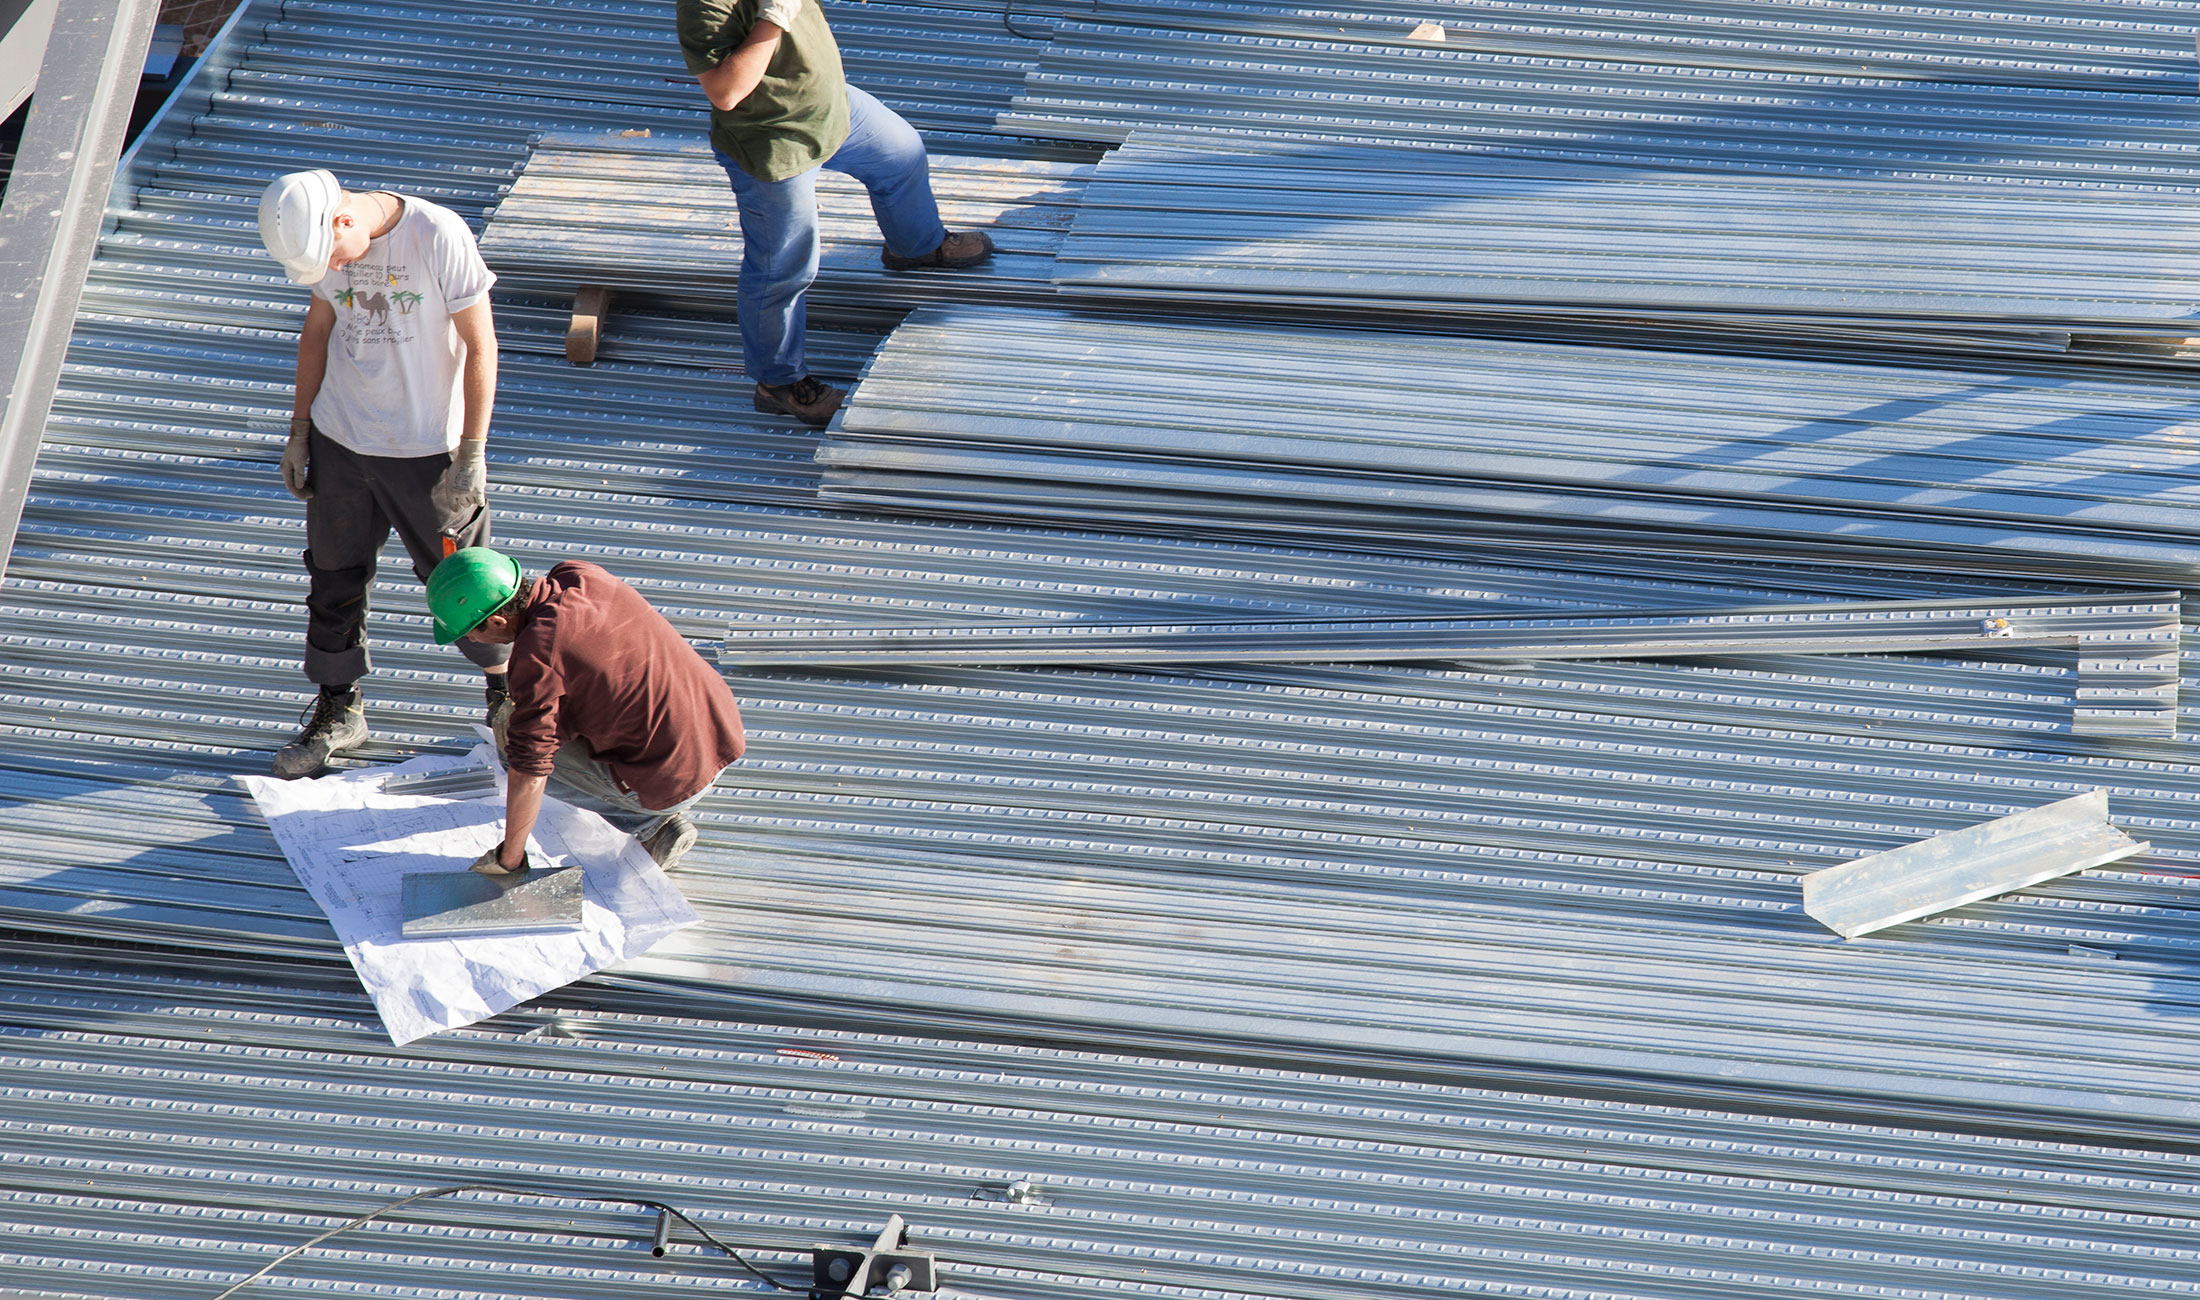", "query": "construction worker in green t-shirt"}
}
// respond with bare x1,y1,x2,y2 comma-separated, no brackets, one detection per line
676,0,994,426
